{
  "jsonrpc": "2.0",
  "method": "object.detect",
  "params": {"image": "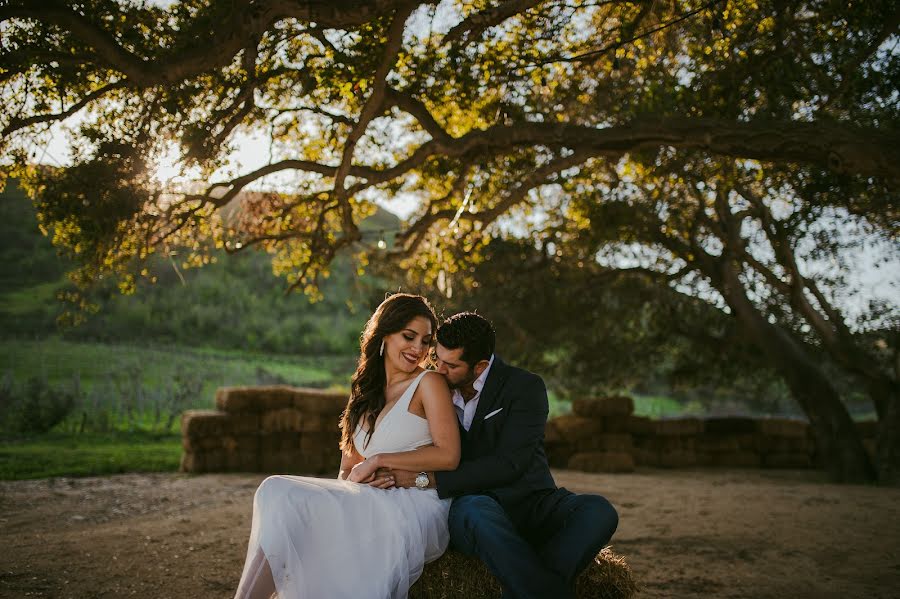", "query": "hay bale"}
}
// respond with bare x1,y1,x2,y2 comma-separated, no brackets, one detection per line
299,412,341,433
763,453,812,468
551,414,606,440
757,418,809,438
182,434,221,452
577,434,634,453
260,408,305,433
627,416,654,436
655,418,704,436
657,449,697,468
568,451,635,473
319,451,342,474
695,434,740,453
639,436,696,452
600,415,634,434
703,417,758,435
572,396,635,418
546,444,578,469
704,451,761,468
260,432,302,453
758,436,811,454
180,428,261,473
293,389,347,415
181,410,259,437
299,431,340,454
631,447,658,467
220,434,259,453
410,547,637,599
696,433,760,453
260,450,326,474
544,420,563,444
226,450,260,472
216,386,346,414
216,386,297,413
180,450,226,473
